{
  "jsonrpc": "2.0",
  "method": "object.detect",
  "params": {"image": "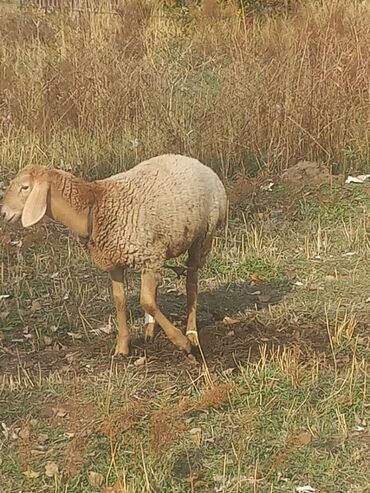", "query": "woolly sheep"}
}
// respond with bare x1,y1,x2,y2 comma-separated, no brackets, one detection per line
1,154,227,356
